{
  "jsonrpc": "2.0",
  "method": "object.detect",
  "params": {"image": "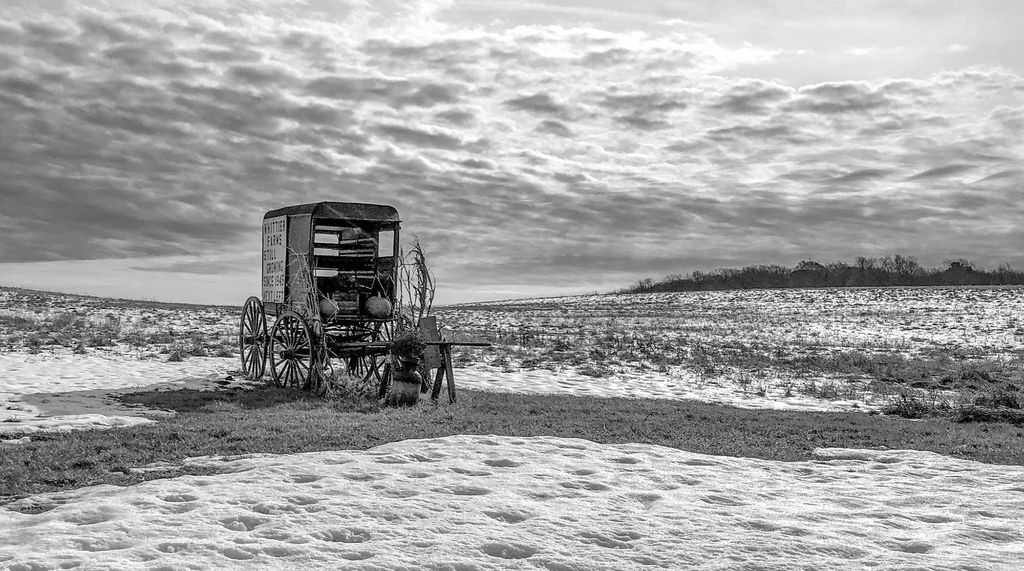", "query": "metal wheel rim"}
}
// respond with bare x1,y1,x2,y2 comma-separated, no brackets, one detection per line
239,296,267,380
269,312,315,390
